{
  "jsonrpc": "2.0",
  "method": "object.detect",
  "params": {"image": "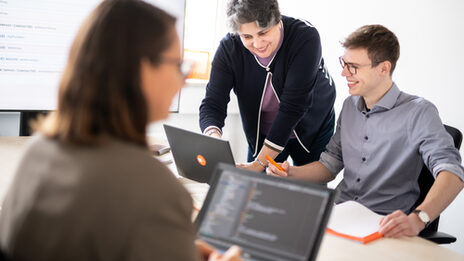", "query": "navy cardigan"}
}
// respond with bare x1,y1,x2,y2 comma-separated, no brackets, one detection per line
199,16,336,156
